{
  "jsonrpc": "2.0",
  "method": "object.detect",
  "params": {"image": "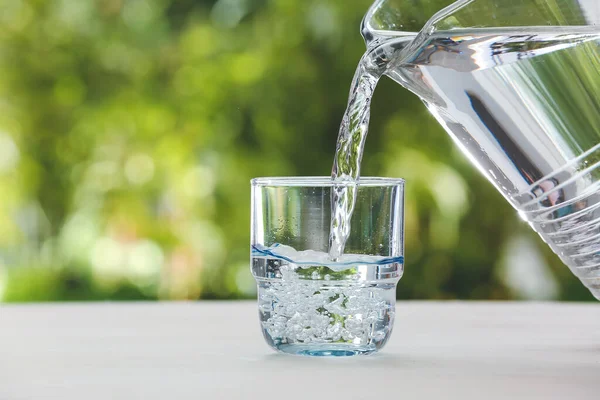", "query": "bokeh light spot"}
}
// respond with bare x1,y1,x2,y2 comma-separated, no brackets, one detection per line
211,0,249,28
122,0,155,30
128,239,164,285
230,52,265,85
0,133,19,173
235,263,256,296
60,213,99,262
90,237,126,277
125,153,155,185
183,166,215,199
